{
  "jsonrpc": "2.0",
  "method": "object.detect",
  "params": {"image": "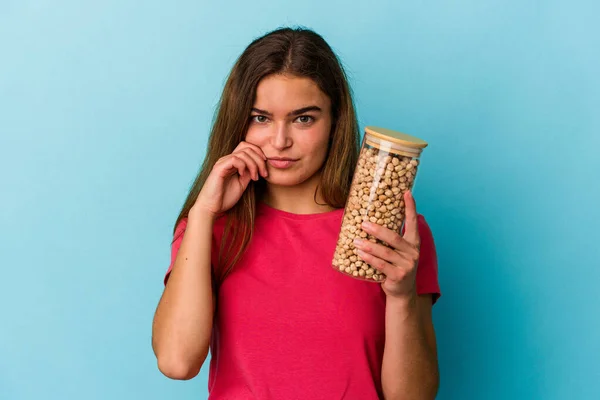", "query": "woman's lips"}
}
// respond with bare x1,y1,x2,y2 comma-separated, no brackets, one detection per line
267,158,298,169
